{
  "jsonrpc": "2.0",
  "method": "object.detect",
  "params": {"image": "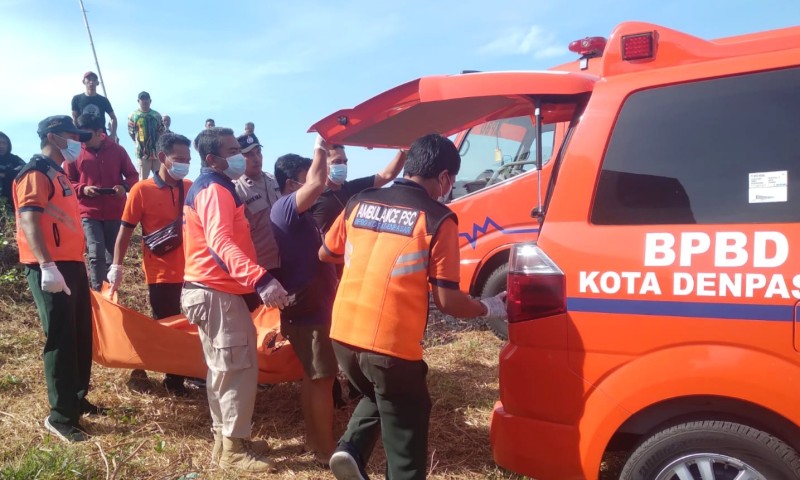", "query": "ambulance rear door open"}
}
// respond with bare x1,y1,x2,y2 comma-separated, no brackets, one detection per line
308,71,596,150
